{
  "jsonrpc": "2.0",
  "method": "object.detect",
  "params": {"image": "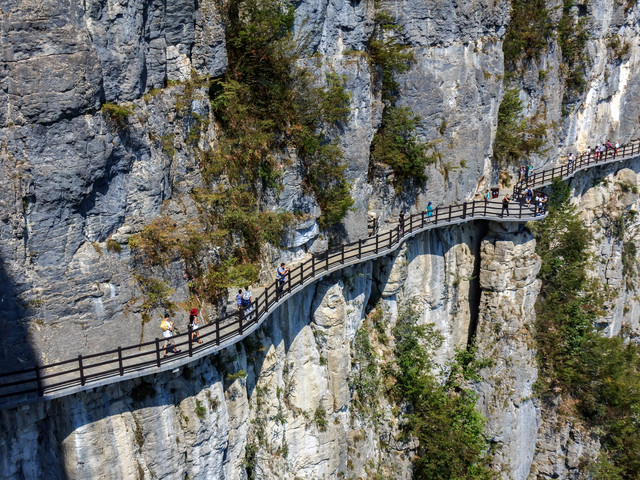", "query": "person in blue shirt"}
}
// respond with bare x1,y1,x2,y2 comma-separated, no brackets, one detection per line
426,202,434,219
276,263,289,298
236,289,244,317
